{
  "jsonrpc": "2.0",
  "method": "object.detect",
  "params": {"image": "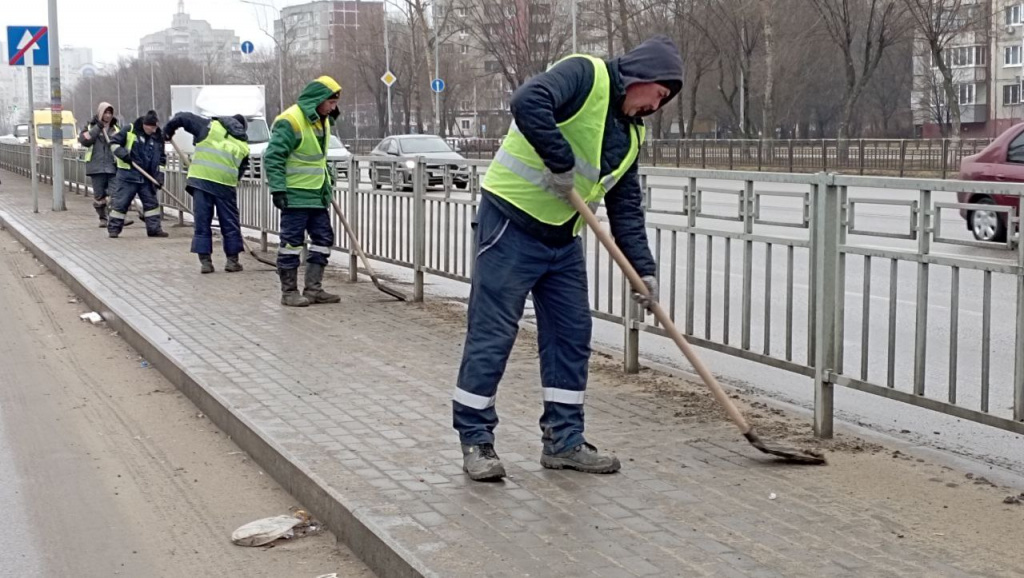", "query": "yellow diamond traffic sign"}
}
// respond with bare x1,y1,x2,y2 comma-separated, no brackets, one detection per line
381,71,396,87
